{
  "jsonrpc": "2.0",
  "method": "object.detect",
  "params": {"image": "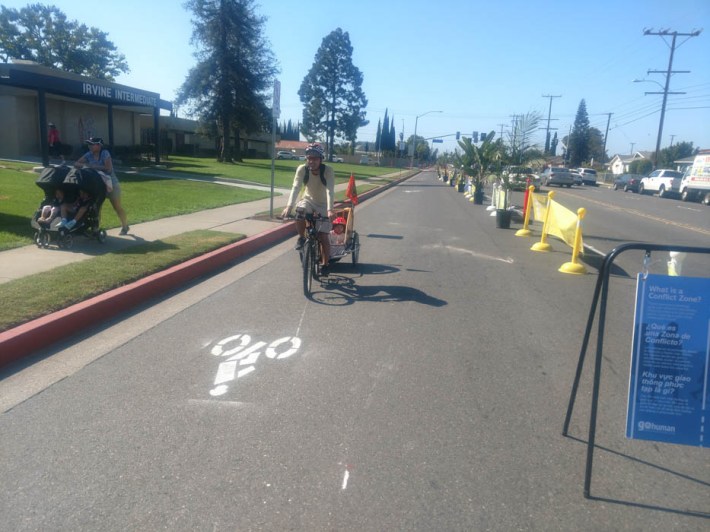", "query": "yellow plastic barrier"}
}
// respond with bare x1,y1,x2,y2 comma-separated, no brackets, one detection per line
559,208,587,275
531,191,554,252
